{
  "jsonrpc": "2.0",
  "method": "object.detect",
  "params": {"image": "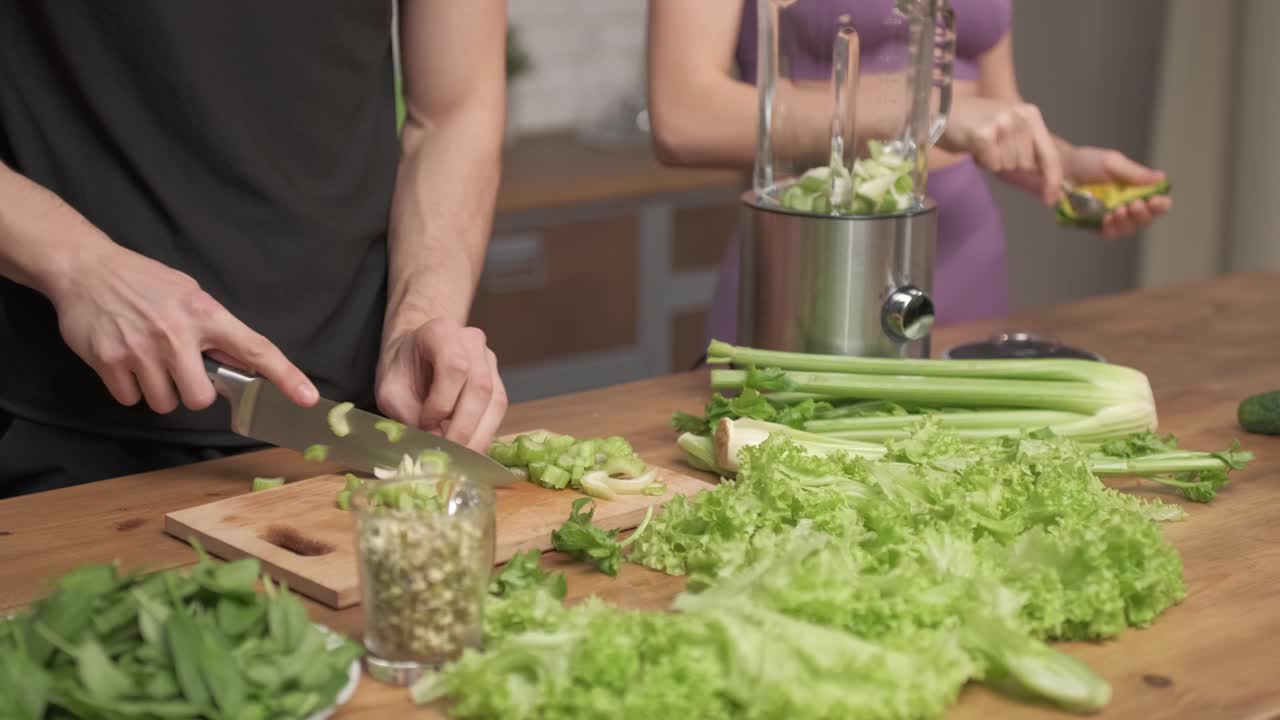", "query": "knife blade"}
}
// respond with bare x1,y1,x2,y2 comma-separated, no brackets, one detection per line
204,358,516,487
